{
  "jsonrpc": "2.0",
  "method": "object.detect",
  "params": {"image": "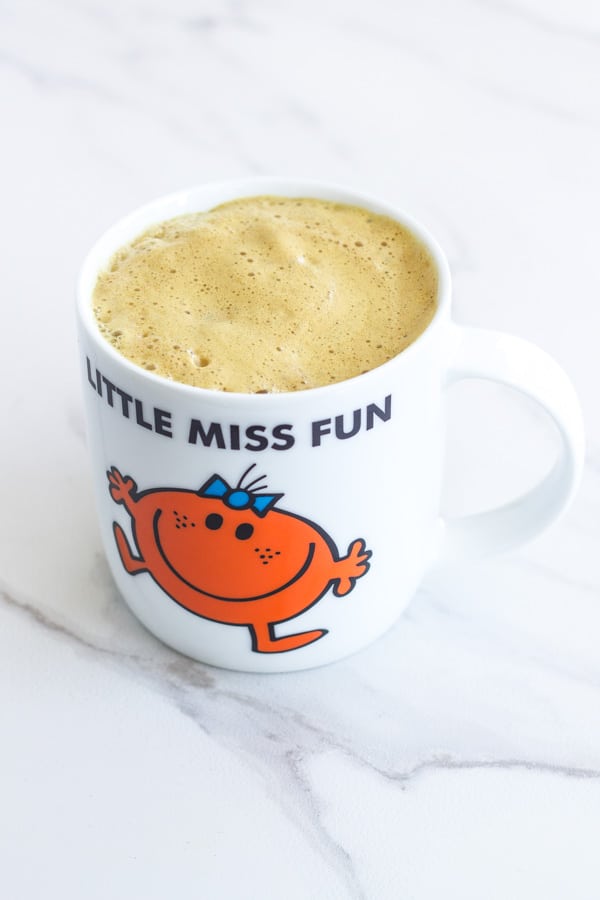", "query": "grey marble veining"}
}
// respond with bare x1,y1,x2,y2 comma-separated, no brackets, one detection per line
1,1,599,897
